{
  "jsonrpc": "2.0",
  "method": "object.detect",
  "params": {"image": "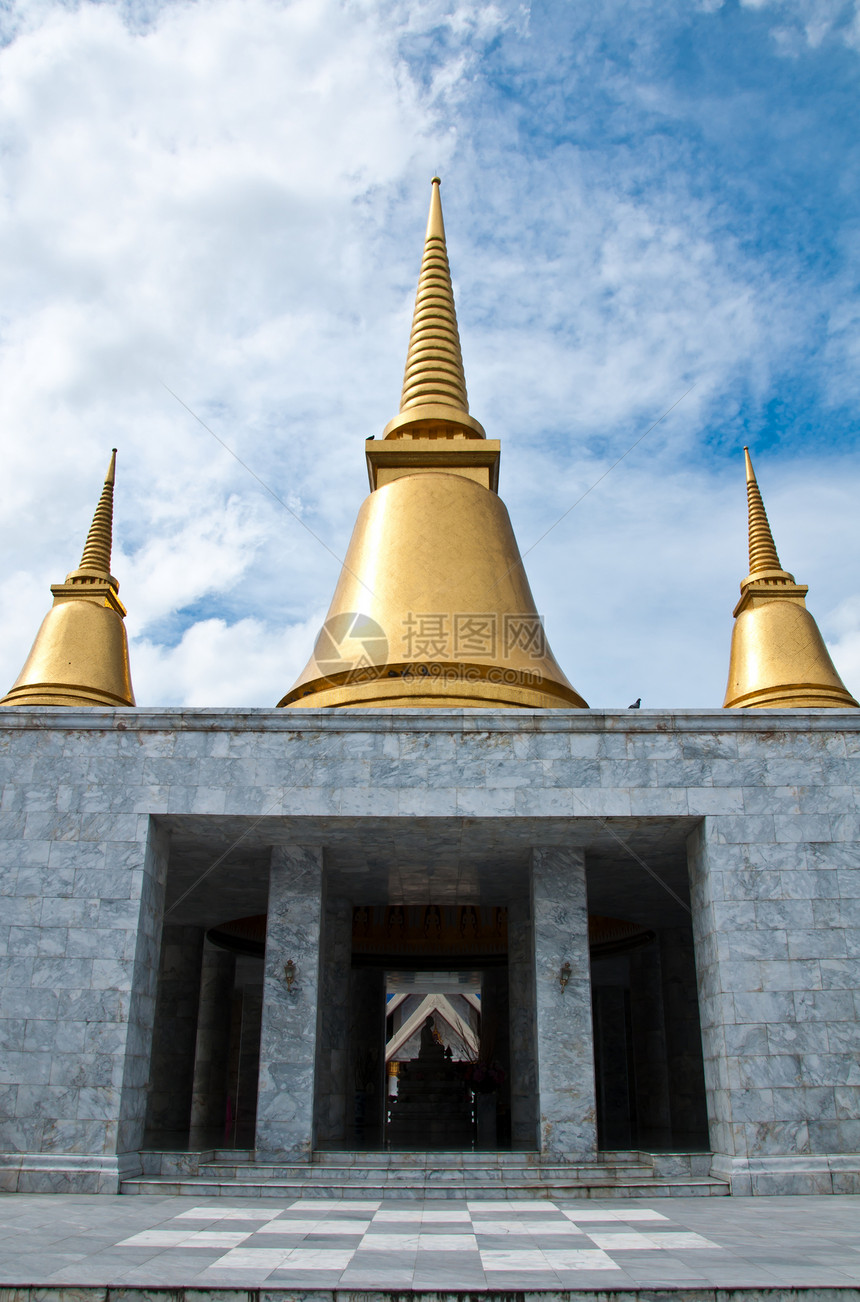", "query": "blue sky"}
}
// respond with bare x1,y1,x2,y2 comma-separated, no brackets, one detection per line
0,0,858,707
